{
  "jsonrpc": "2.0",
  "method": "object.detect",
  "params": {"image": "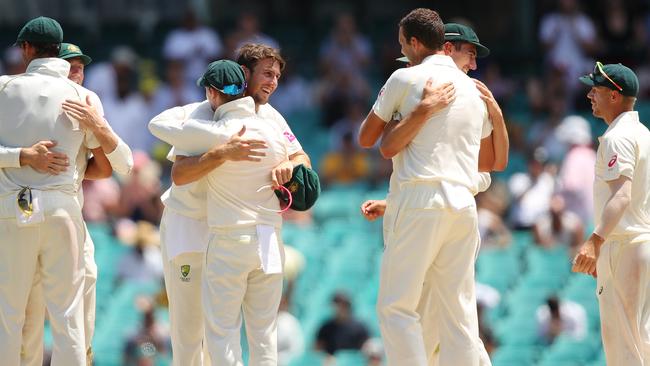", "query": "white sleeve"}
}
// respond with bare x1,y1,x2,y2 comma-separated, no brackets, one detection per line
148,105,189,145
372,69,409,123
106,136,134,175
0,145,21,168
600,135,636,181
481,111,493,139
